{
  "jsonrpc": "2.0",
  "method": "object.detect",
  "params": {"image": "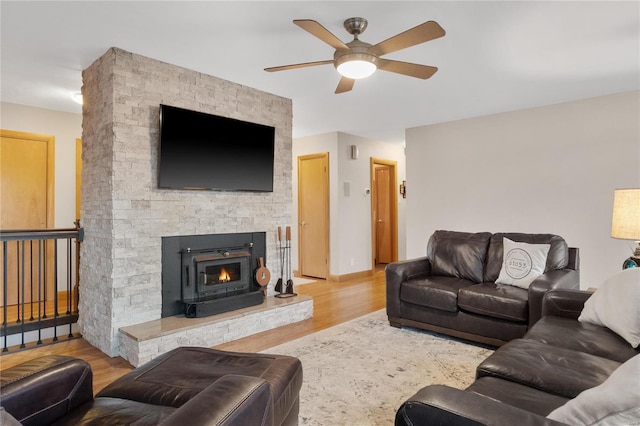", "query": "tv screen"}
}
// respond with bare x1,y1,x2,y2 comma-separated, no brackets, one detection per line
158,104,275,192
